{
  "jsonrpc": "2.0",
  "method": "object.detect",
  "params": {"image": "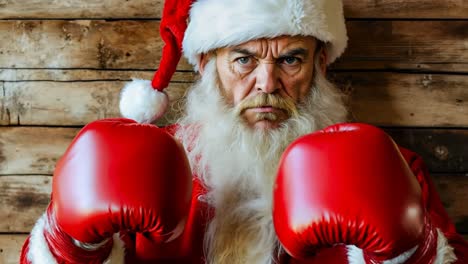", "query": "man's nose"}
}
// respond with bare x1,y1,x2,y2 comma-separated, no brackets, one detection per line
255,63,279,94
